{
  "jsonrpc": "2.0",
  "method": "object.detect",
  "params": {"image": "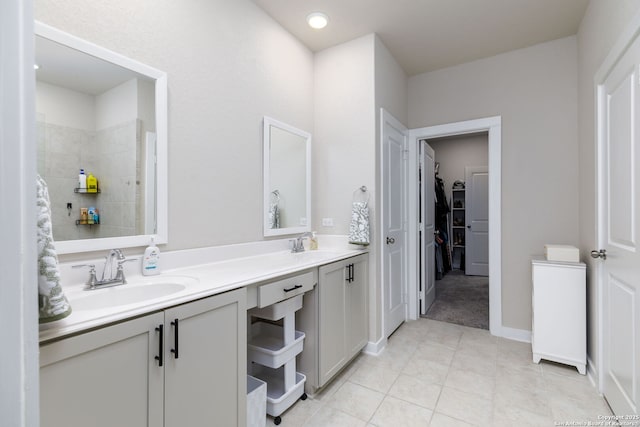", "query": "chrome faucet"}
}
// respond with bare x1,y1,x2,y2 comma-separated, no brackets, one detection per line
73,249,137,290
290,232,313,253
